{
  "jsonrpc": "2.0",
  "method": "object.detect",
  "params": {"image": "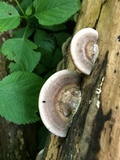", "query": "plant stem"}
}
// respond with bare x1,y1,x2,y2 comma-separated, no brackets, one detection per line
14,0,26,17
23,23,29,39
